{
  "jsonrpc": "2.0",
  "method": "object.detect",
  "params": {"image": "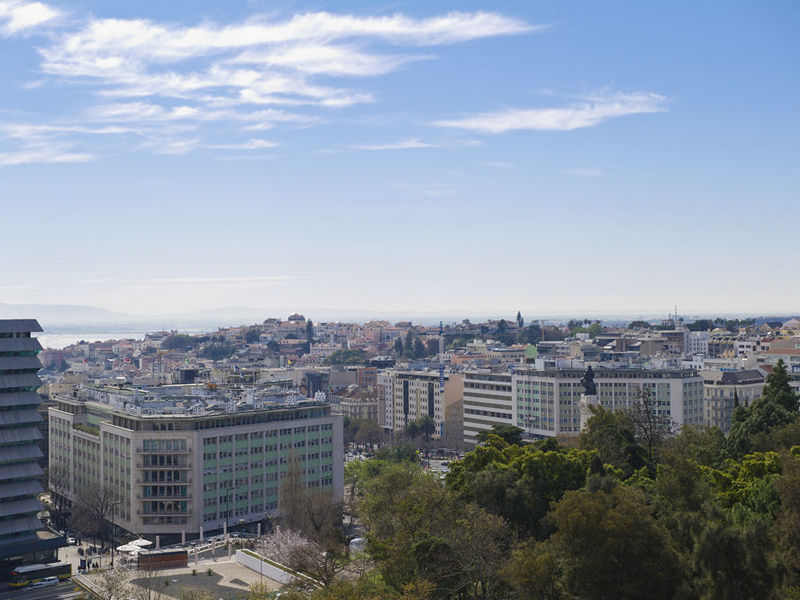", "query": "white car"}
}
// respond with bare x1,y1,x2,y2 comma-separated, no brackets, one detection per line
66,536,76,545
28,576,59,588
